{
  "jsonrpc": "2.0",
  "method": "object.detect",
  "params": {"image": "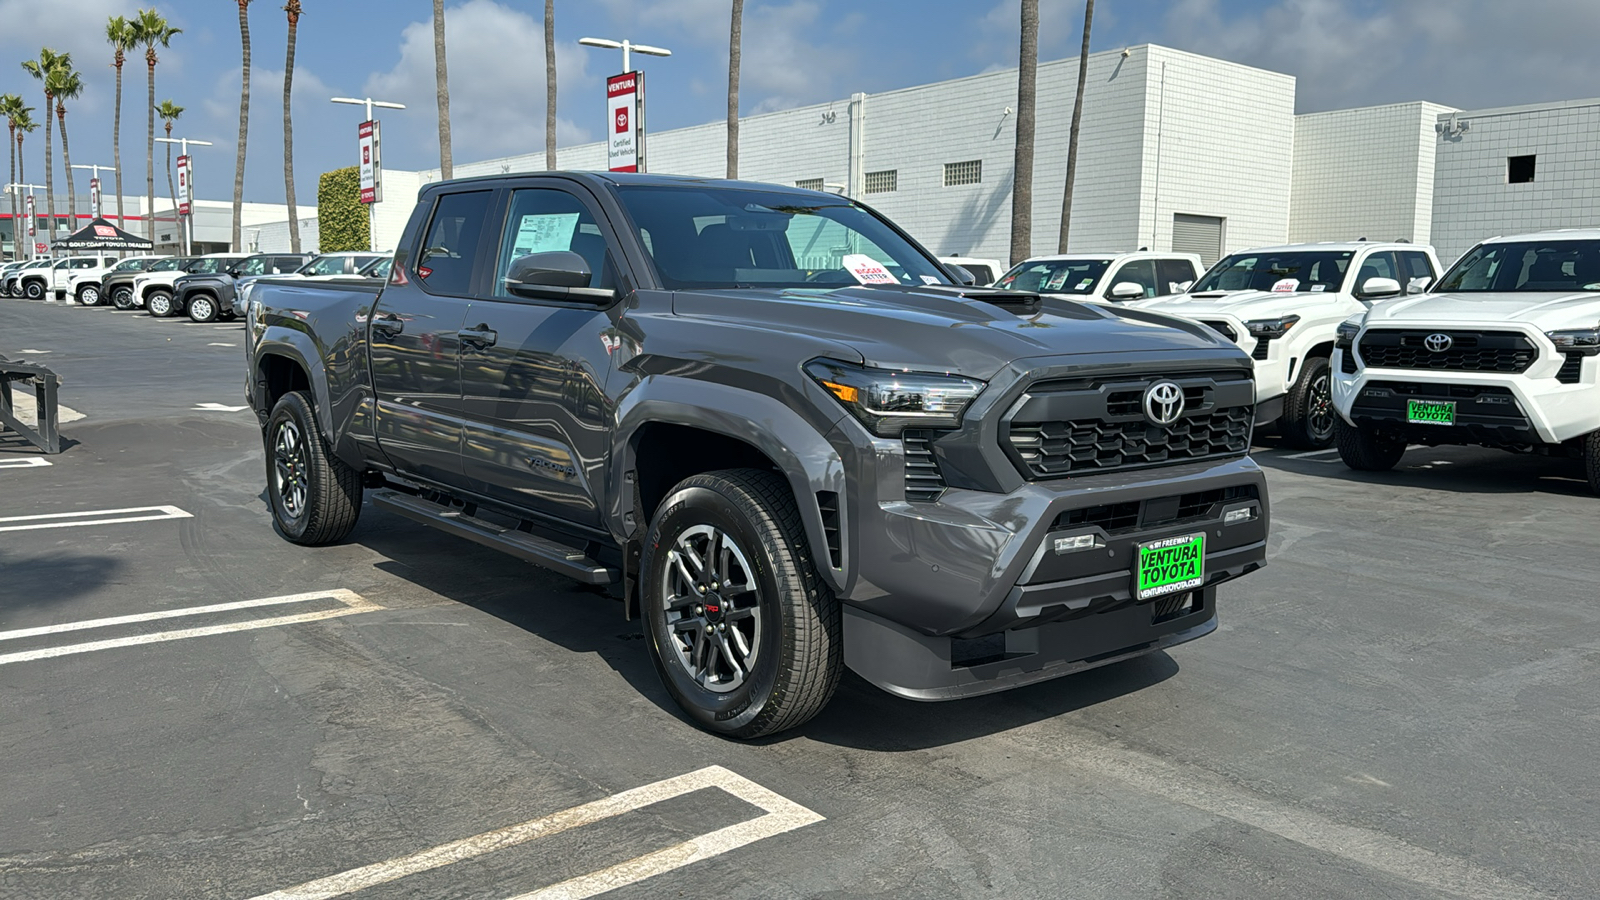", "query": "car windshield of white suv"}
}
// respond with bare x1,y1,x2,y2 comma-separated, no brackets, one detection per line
1192,250,1353,293
996,259,1112,294
616,185,949,290
1435,240,1600,293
